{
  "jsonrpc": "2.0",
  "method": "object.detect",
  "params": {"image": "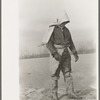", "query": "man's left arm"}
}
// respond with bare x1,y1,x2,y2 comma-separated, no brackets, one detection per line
68,34,79,62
